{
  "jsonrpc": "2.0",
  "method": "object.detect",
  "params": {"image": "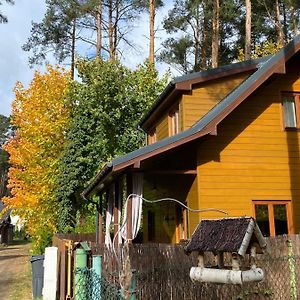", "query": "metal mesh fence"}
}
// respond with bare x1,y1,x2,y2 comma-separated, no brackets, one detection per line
131,247,300,300
84,235,300,299
74,267,124,300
